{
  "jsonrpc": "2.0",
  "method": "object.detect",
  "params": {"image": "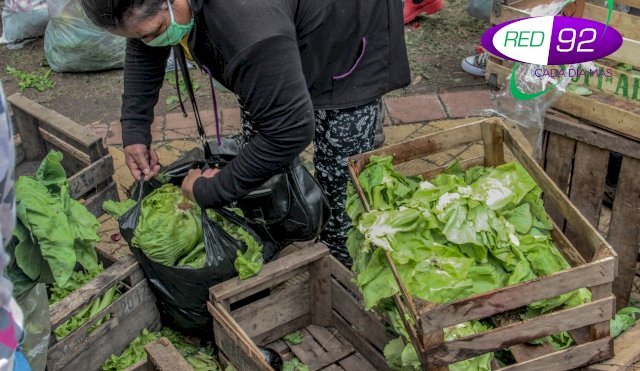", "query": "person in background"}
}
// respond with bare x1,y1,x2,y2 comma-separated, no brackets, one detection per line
0,83,30,371
80,0,411,266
